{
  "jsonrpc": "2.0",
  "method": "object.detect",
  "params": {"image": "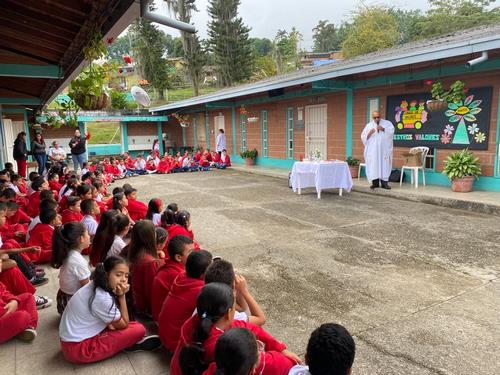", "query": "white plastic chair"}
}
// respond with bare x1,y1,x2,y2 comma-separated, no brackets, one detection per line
400,146,430,188
358,162,369,182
